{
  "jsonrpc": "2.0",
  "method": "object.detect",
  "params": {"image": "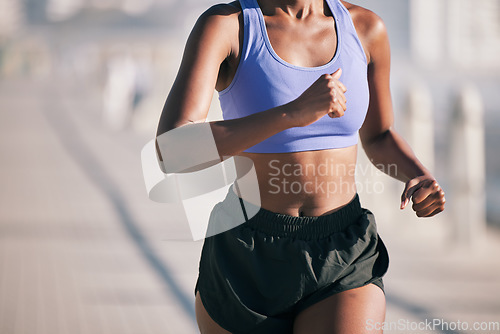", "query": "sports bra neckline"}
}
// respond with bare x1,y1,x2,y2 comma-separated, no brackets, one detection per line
218,0,370,154
252,0,342,71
